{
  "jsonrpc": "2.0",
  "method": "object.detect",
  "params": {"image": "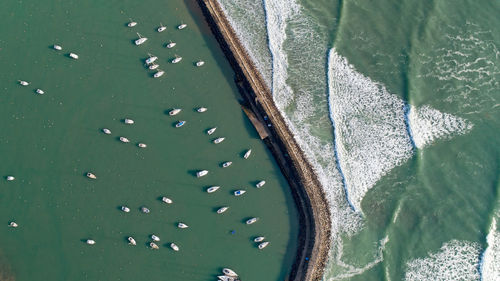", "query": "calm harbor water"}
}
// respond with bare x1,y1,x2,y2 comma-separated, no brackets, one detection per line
0,0,299,280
